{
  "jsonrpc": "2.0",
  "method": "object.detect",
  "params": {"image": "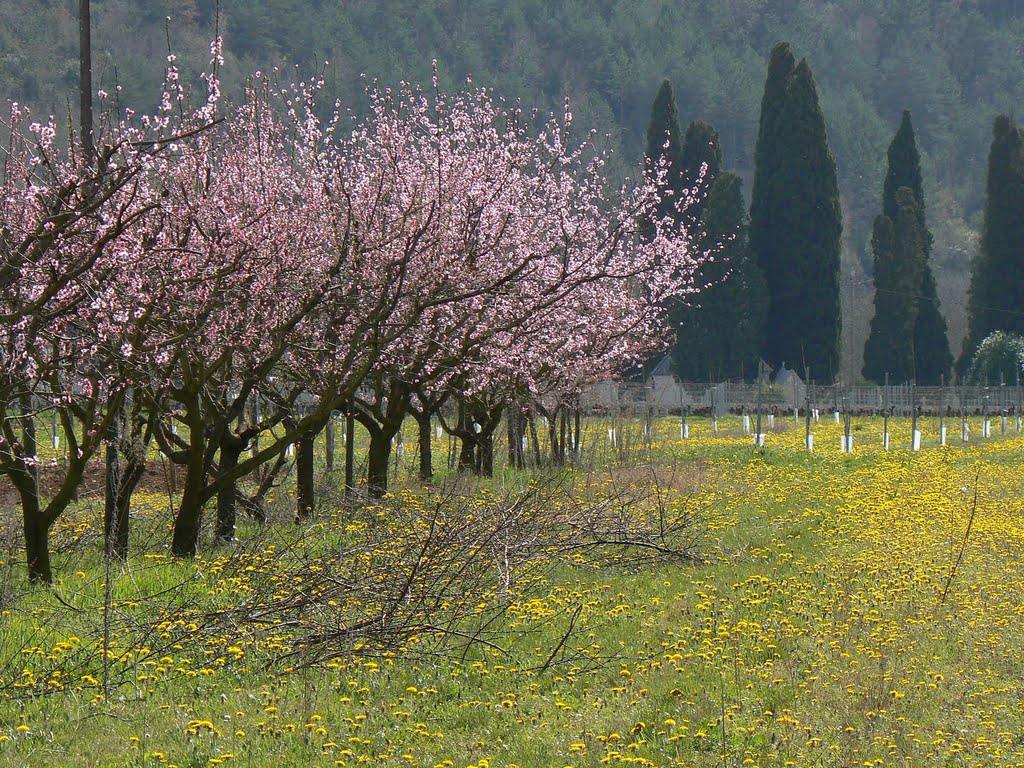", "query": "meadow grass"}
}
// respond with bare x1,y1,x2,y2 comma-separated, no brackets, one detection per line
2,416,1024,767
